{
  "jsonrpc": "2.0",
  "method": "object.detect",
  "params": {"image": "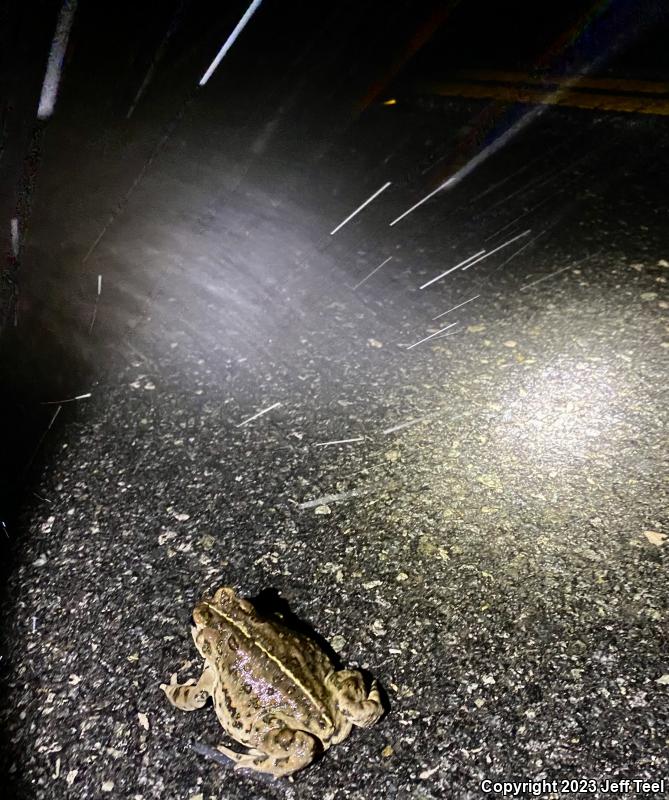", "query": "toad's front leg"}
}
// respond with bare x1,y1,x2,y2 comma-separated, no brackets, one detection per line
217,725,320,778
328,669,384,731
